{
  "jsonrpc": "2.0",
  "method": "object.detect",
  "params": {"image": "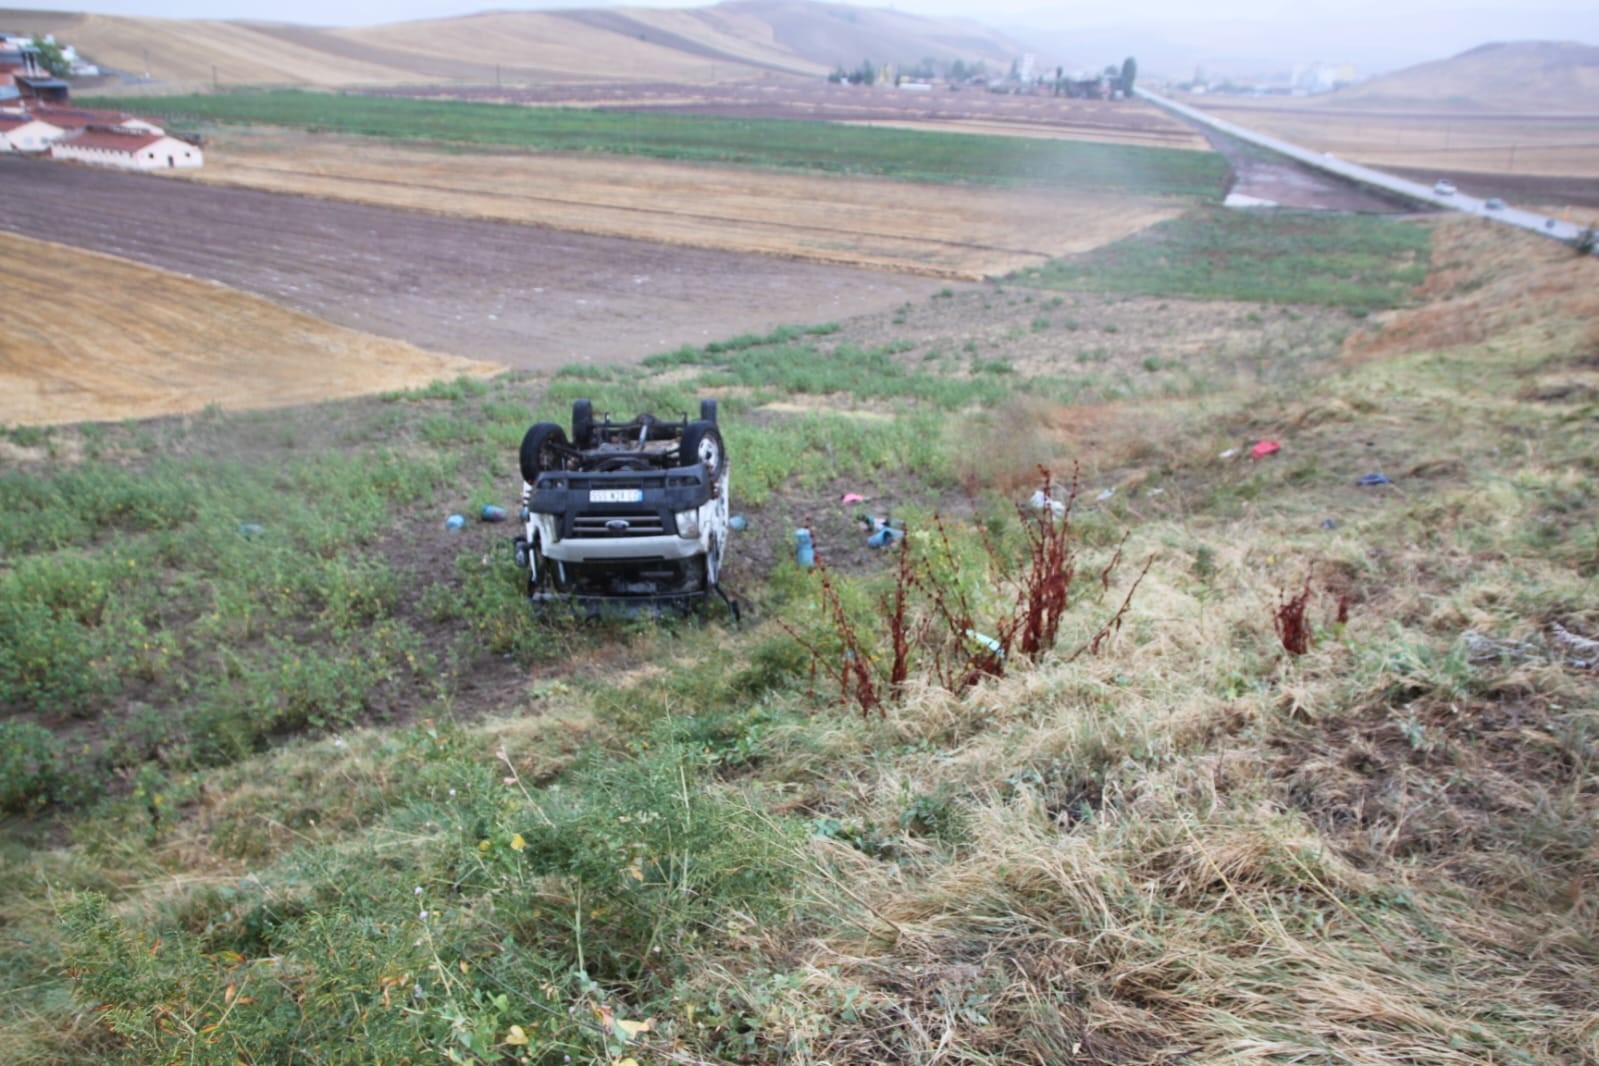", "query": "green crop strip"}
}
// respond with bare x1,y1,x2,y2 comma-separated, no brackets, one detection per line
84,89,1230,198
1012,207,1431,309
